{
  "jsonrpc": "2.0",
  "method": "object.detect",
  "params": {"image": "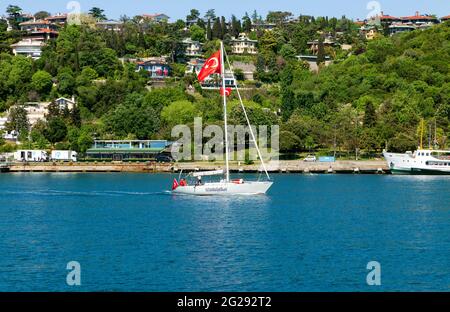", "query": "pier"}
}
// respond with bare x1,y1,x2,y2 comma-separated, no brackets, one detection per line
6,160,390,174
